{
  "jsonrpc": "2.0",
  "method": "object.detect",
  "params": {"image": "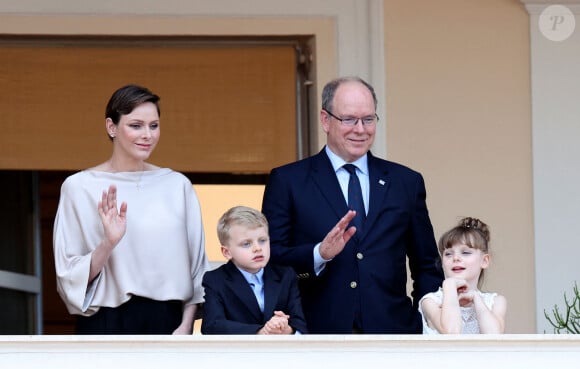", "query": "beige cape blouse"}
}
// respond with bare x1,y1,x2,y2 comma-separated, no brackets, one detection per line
53,168,210,316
